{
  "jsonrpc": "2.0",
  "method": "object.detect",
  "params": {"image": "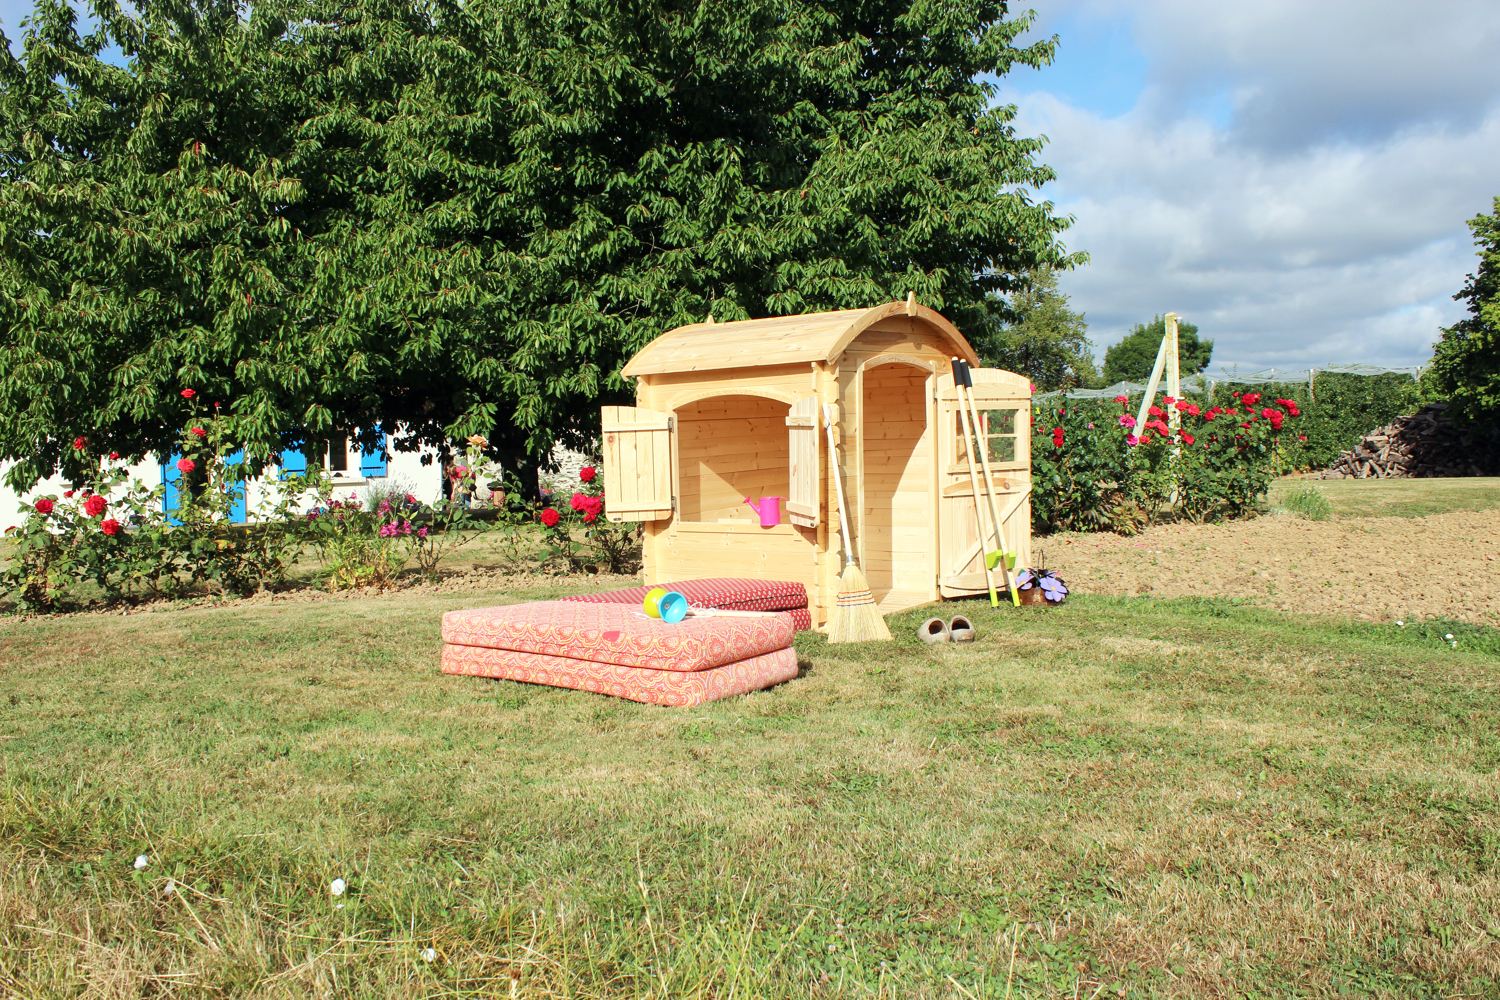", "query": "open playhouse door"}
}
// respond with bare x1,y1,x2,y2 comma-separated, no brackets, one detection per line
935,368,1032,597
